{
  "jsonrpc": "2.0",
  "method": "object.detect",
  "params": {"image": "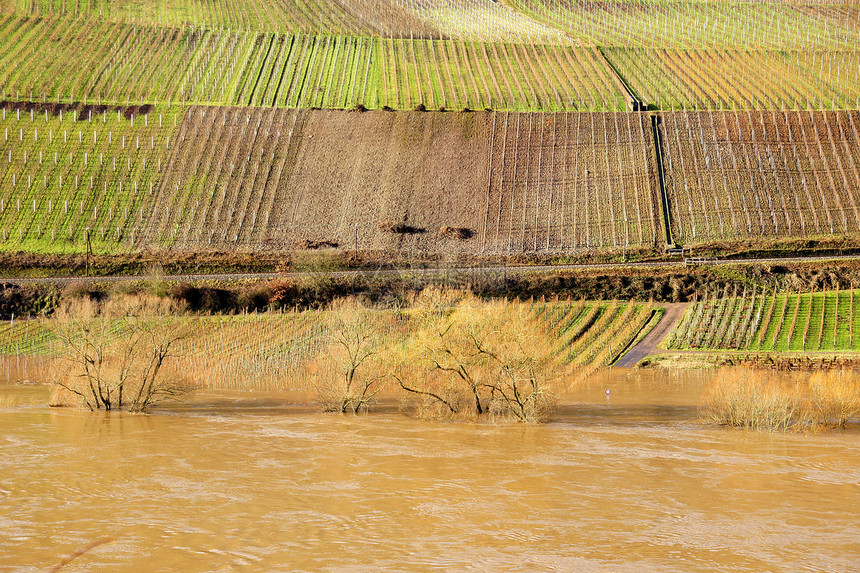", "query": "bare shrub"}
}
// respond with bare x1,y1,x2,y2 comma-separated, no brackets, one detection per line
700,368,860,431
269,278,299,309
807,370,860,428
395,299,561,423
377,221,425,234
62,281,106,303
50,297,193,412
292,239,339,250
292,251,342,301
168,283,231,313
236,282,271,311
307,300,391,413
439,226,474,240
